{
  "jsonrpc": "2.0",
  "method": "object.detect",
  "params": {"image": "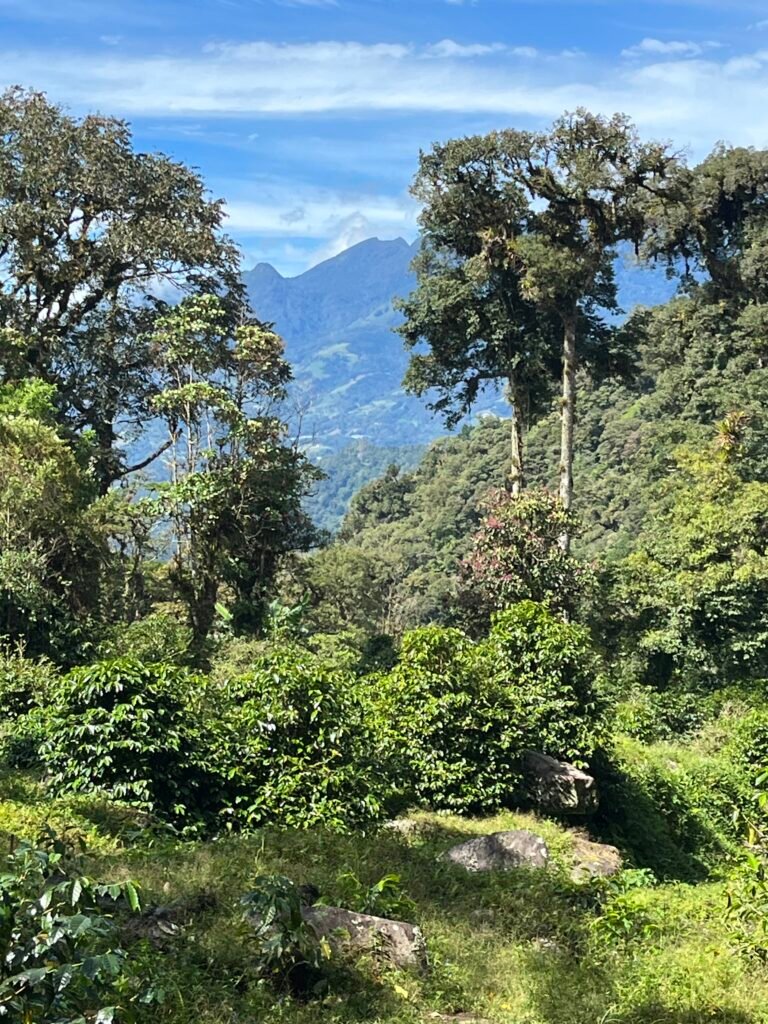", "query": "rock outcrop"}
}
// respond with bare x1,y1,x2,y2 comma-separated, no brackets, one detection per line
524,751,598,816
302,905,428,971
568,836,622,882
440,830,549,873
